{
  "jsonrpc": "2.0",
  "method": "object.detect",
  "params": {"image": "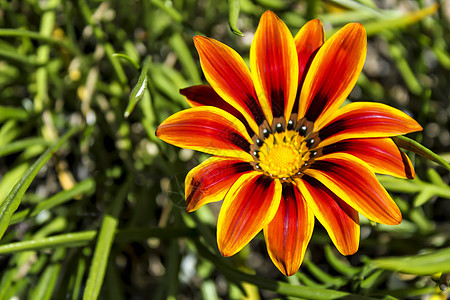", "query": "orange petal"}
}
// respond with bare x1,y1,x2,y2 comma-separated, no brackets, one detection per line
294,18,324,91
315,102,423,148
185,157,253,213
156,106,253,160
296,176,360,256
194,36,264,133
322,138,415,179
180,85,254,136
264,183,314,276
217,173,282,256
292,19,324,114
250,10,299,123
306,153,402,225
298,23,366,123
